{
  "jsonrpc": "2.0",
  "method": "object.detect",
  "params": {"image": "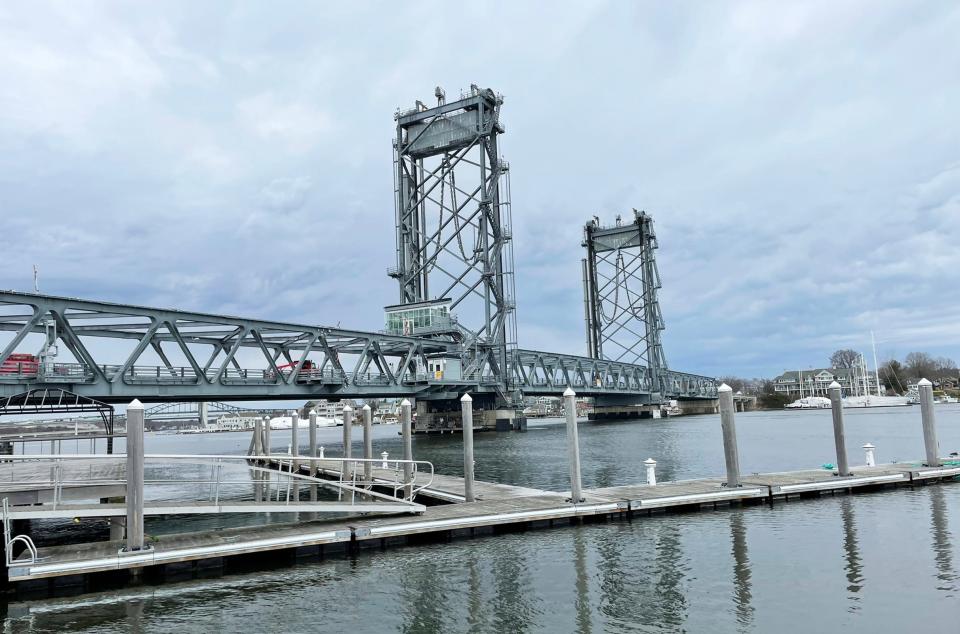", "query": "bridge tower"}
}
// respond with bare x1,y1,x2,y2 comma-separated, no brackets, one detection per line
390,85,517,388
582,209,668,398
